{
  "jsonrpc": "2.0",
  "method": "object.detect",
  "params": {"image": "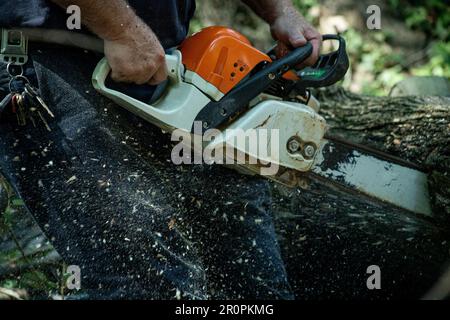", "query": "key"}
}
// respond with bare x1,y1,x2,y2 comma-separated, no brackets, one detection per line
29,113,37,128
22,91,52,131
24,84,54,118
22,90,52,131
22,92,52,131
17,94,27,126
37,110,51,132
14,93,27,126
26,99,38,128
